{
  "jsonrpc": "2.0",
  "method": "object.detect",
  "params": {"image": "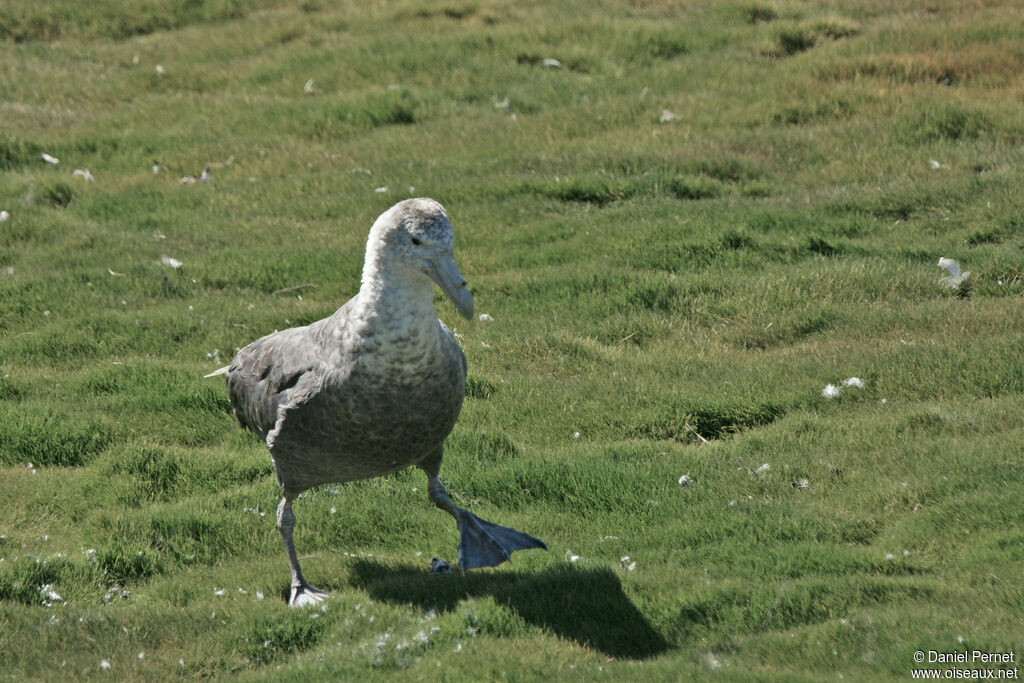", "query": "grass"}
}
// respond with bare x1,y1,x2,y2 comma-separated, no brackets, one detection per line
2,0,1023,679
